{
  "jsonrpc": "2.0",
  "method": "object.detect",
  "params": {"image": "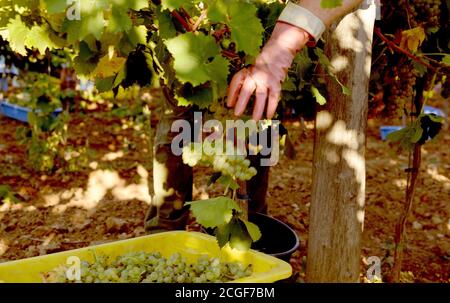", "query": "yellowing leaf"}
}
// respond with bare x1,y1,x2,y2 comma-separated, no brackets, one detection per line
6,16,30,56
92,53,127,78
442,54,450,66
25,26,58,54
311,86,326,105
400,27,426,52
